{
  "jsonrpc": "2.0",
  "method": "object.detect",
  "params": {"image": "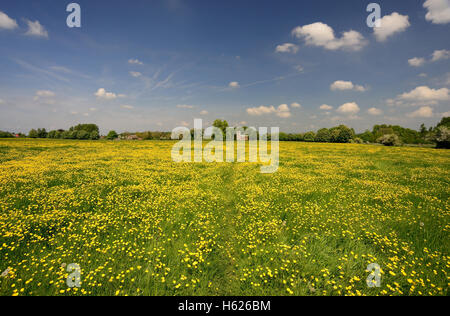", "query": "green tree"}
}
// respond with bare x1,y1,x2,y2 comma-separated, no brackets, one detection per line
70,124,100,134
315,128,331,143
212,119,229,136
0,131,13,138
437,117,450,128
303,131,315,142
76,130,90,140
90,131,100,140
106,130,119,140
28,129,38,138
